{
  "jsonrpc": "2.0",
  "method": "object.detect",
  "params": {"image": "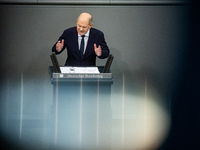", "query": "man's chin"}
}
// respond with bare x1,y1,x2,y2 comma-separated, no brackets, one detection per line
78,31,85,36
